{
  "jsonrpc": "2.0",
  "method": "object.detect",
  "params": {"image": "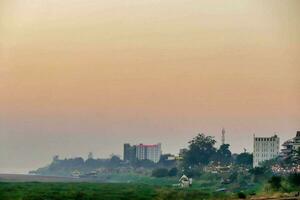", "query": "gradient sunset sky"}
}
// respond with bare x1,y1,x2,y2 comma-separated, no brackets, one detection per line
0,0,299,173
